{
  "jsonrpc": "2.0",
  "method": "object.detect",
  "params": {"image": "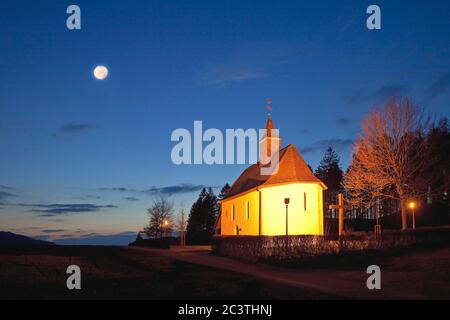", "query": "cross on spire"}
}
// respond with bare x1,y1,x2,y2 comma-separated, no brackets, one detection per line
266,98,272,116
